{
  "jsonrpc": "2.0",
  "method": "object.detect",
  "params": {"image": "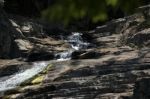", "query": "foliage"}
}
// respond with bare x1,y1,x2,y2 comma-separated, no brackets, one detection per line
42,0,145,24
